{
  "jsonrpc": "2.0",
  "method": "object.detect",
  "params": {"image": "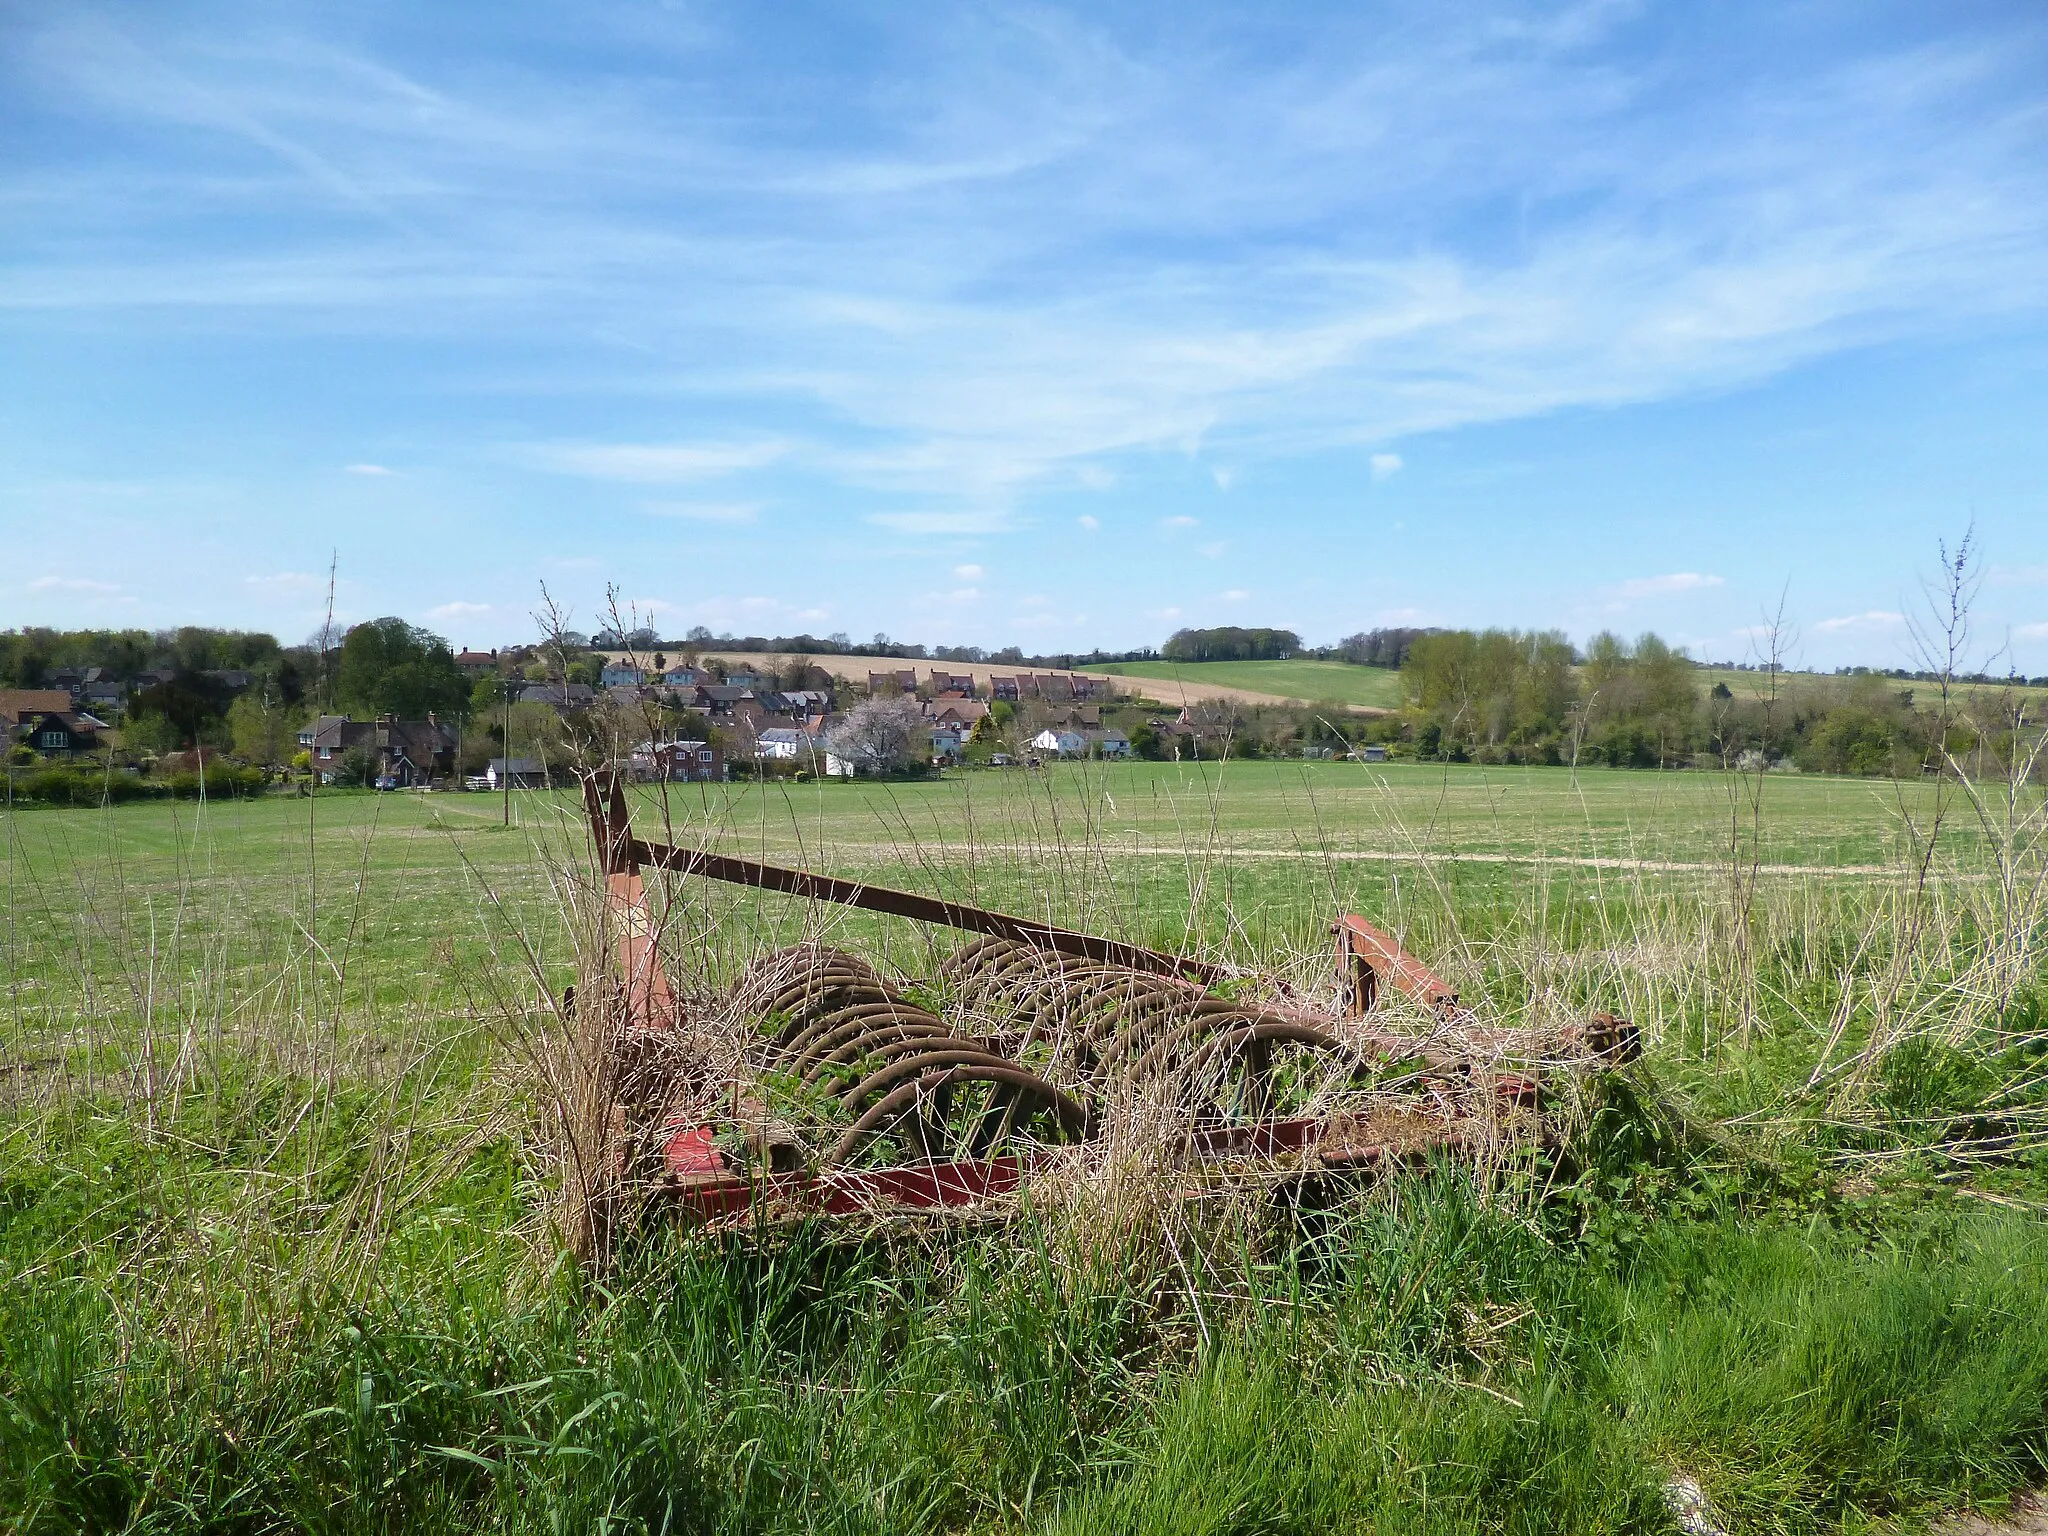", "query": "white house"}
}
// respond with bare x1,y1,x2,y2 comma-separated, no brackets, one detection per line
1030,728,1086,757
1091,729,1132,758
600,661,647,689
928,724,965,762
824,752,860,778
756,727,814,761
